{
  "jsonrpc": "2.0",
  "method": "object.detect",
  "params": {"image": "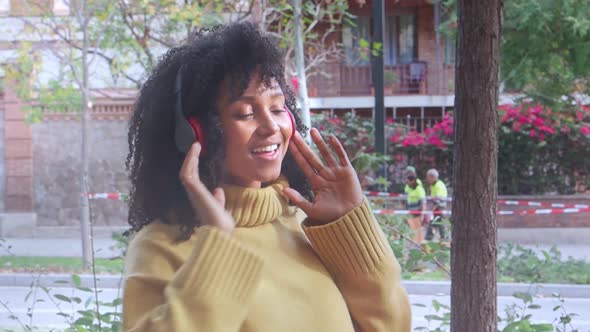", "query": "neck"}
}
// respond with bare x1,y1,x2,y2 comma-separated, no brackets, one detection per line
221,172,262,188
